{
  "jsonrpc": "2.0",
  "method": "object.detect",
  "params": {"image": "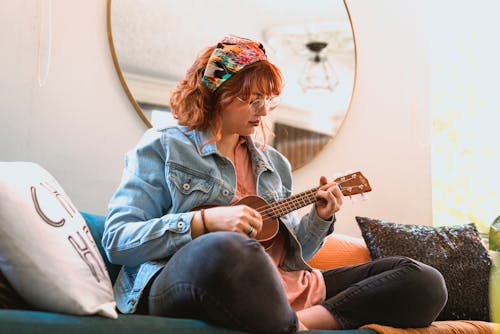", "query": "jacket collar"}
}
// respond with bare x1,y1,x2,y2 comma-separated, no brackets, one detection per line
193,128,218,156
191,127,274,172
244,135,275,173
